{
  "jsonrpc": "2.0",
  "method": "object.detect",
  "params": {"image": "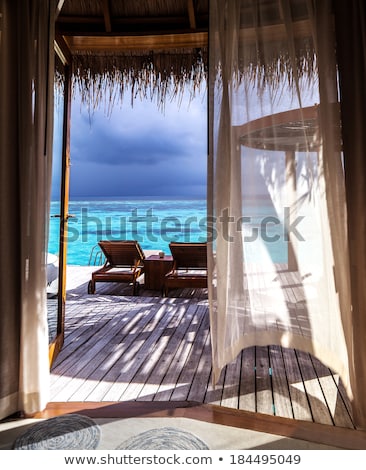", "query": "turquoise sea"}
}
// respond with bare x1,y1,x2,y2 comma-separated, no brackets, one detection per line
48,197,287,265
